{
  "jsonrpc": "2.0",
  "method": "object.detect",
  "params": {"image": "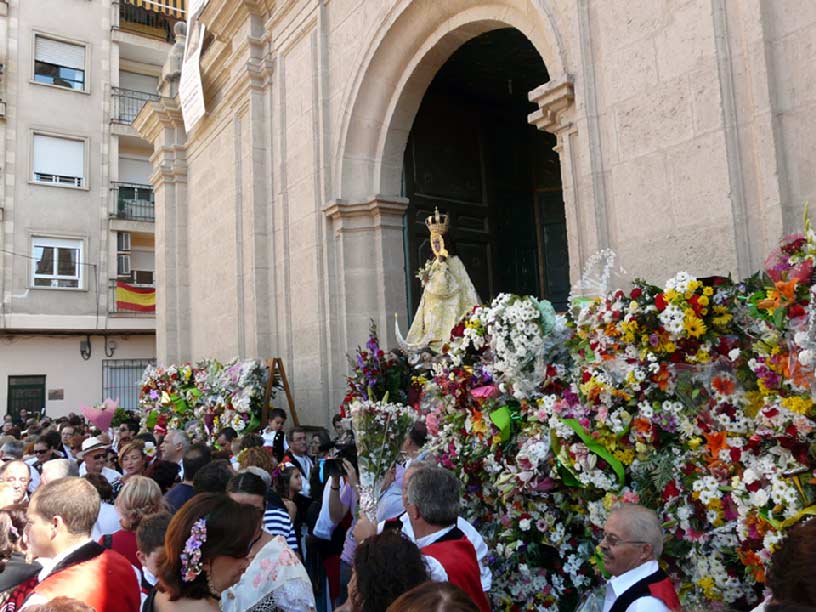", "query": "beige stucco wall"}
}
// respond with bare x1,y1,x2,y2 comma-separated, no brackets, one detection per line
136,0,816,427
0,333,155,418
